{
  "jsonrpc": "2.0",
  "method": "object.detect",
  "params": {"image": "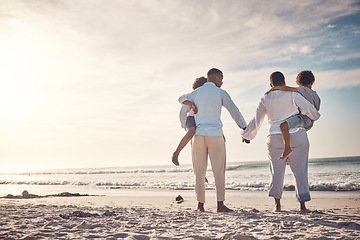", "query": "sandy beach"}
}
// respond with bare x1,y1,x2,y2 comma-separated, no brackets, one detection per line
1,189,359,239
